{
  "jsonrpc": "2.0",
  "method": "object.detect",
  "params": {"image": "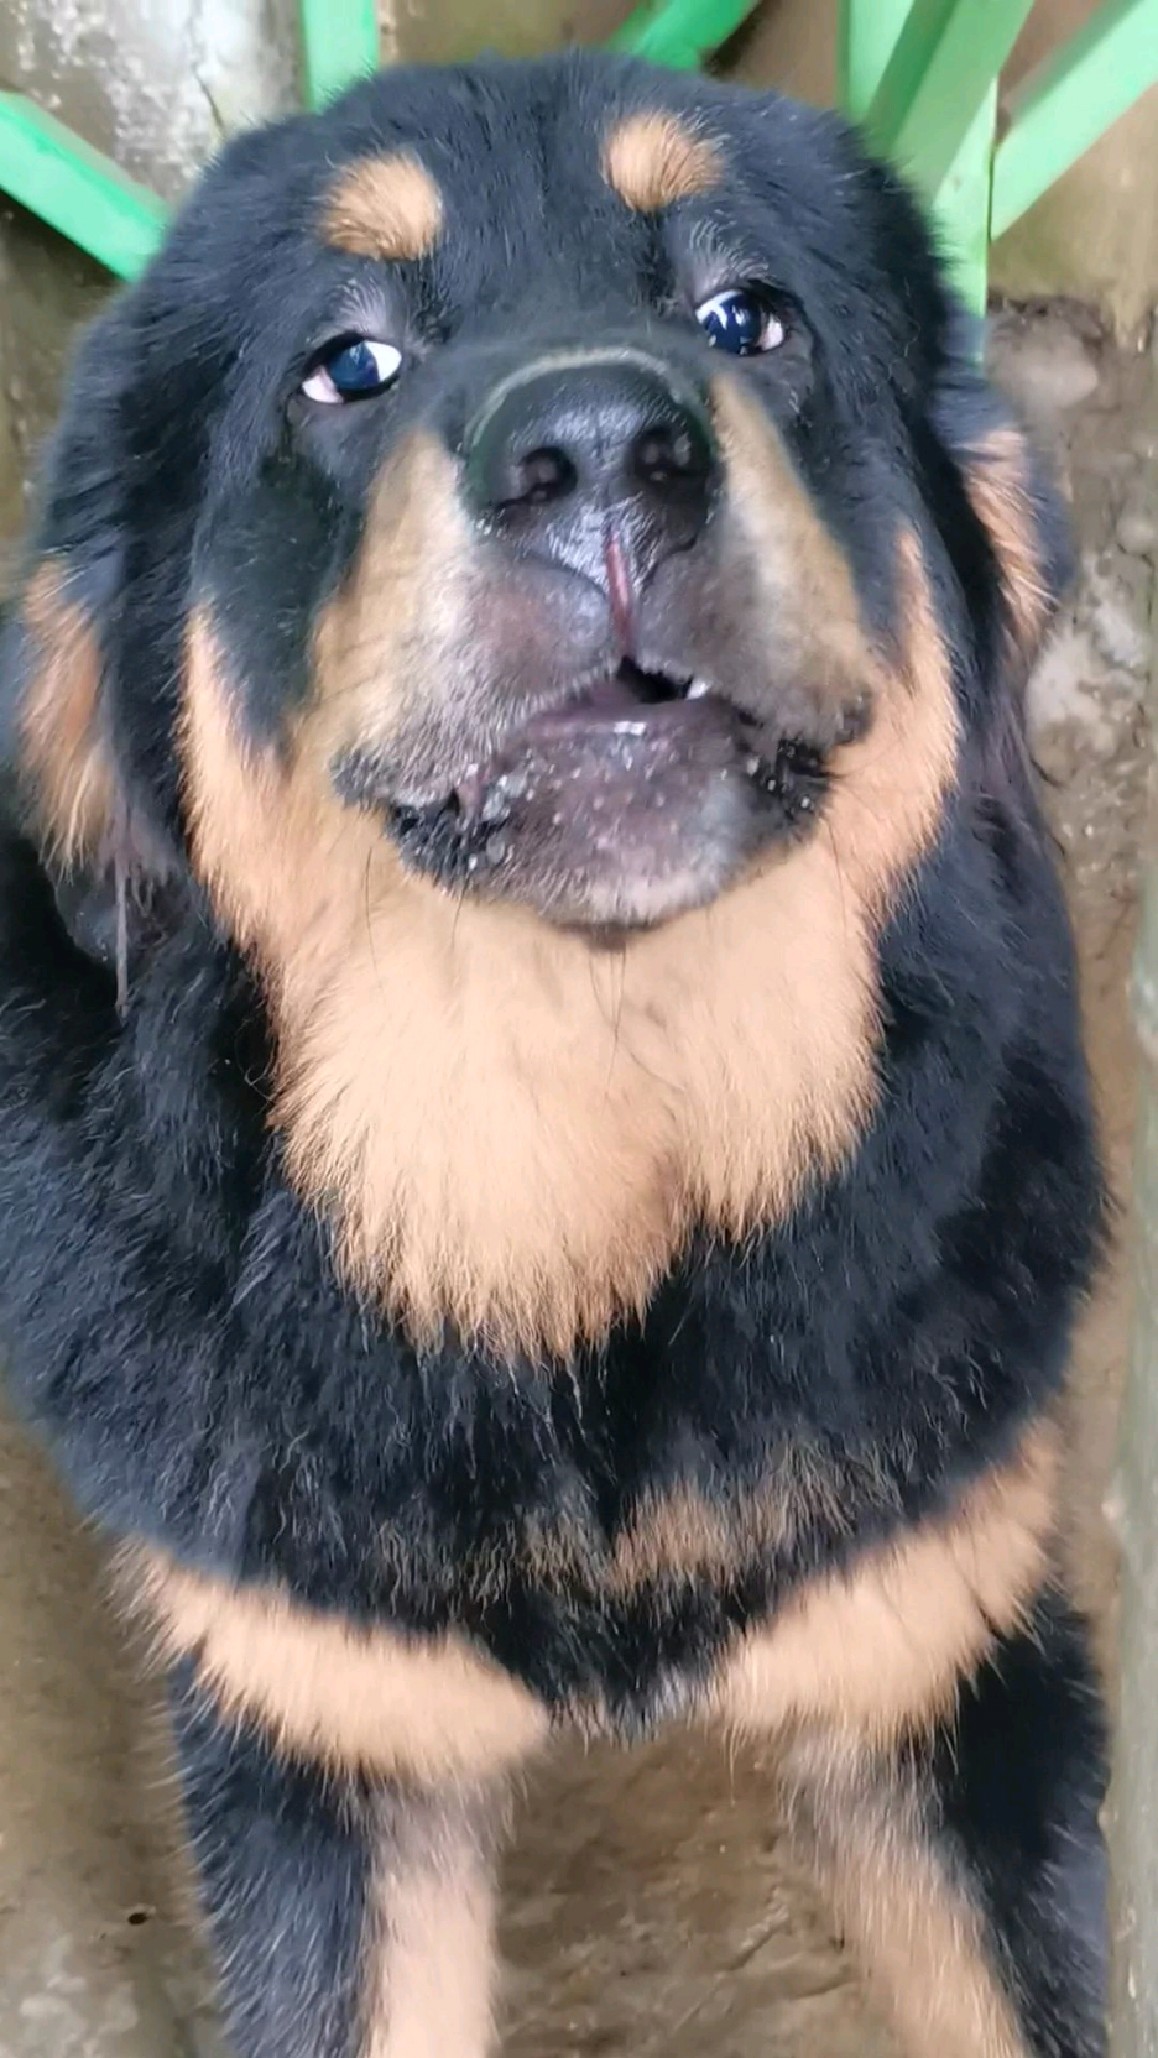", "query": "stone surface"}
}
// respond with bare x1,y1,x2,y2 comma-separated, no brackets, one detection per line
987,311,1102,419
